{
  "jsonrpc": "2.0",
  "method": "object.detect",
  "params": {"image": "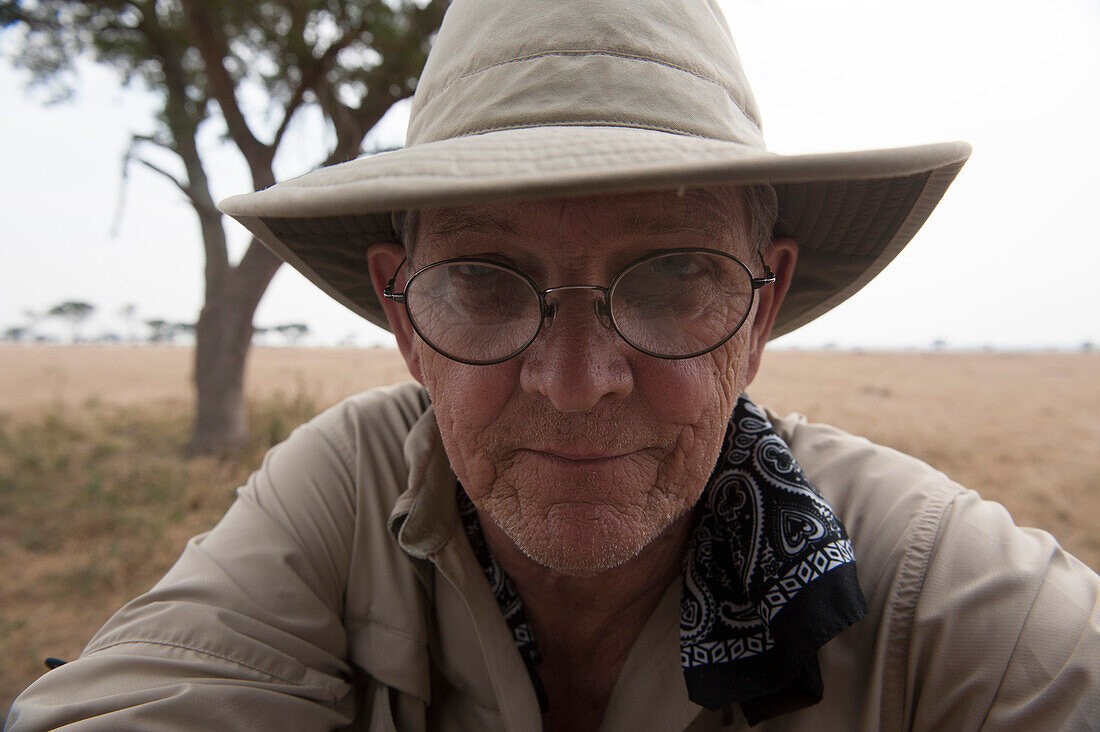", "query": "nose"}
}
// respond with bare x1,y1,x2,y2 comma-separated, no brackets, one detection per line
519,290,633,411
